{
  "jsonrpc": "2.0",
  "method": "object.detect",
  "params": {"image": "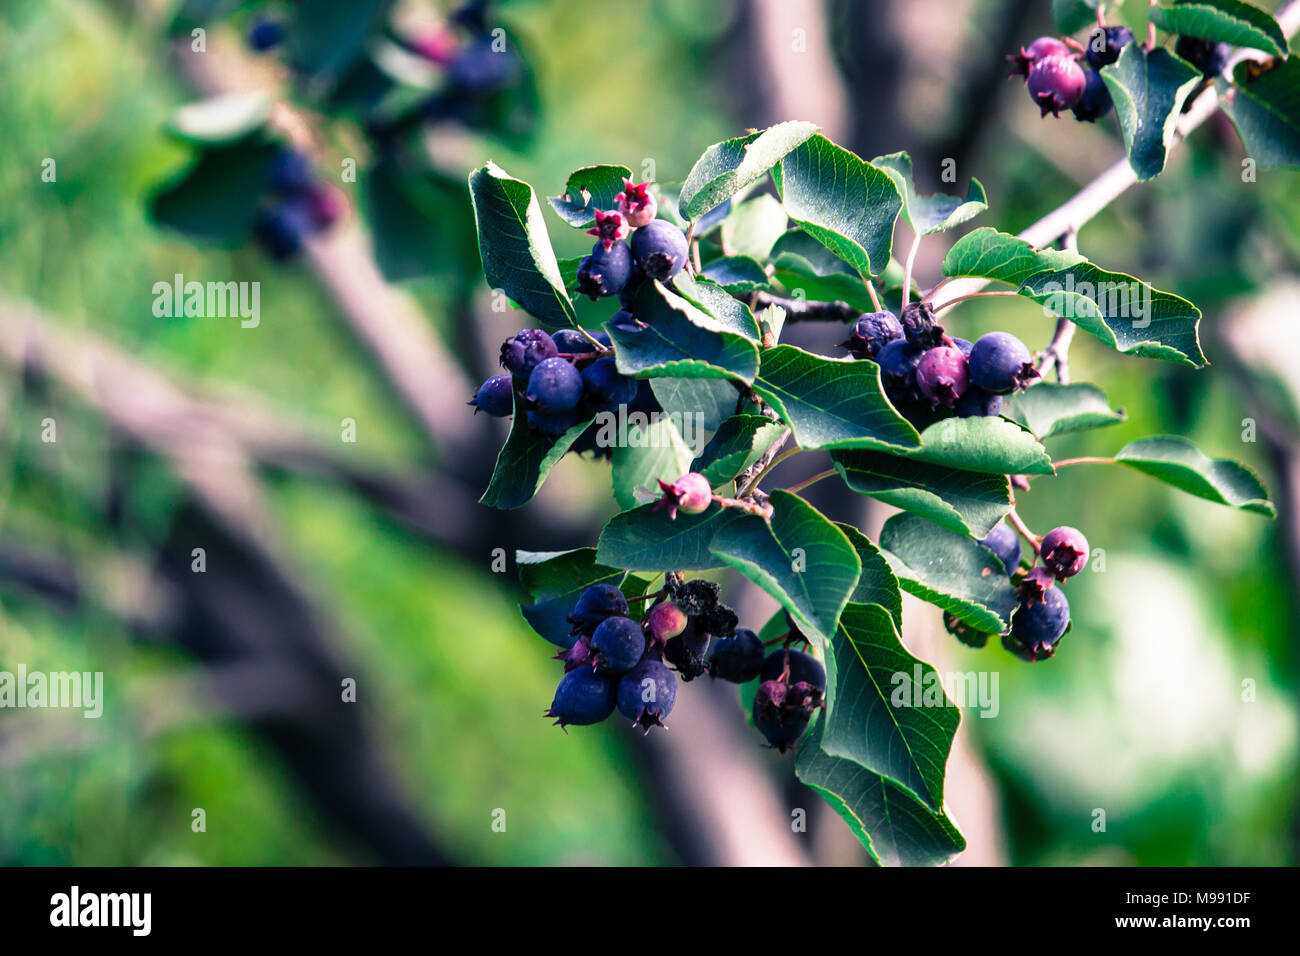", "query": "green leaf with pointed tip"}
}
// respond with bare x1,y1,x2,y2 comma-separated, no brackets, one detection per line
1115,436,1275,516
752,346,920,451
1218,58,1300,170
701,256,769,293
607,281,760,383
480,397,594,510
1019,262,1206,366
1151,1,1288,57
1002,383,1127,439
907,417,1055,475
610,416,697,511
709,491,861,647
772,135,904,278
691,415,787,486
469,162,577,328
940,228,1084,286
679,121,820,221
1100,44,1202,181
832,450,1012,539
596,503,737,572
517,548,632,648
1052,0,1101,34
796,718,966,867
821,603,959,811
546,164,633,227
835,525,904,630
649,376,743,434
673,273,762,340
880,514,1019,634
871,151,987,236
720,193,790,260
